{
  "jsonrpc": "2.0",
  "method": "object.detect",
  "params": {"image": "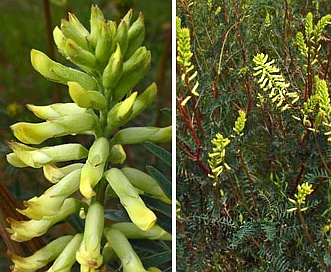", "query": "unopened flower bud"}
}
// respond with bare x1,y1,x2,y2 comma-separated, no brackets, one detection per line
105,168,156,231
8,235,73,272
108,144,126,164
11,112,97,144
121,167,171,204
68,81,107,110
125,12,145,58
7,198,82,242
89,5,105,50
27,103,87,120
107,222,171,240
106,92,137,133
61,16,90,51
102,43,123,90
31,49,97,90
95,21,116,69
104,228,147,272
76,202,104,270
115,13,130,56
7,141,88,168
112,50,151,102
47,233,83,272
80,137,109,199
109,126,172,146
65,38,98,73
17,169,81,220
43,163,83,183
